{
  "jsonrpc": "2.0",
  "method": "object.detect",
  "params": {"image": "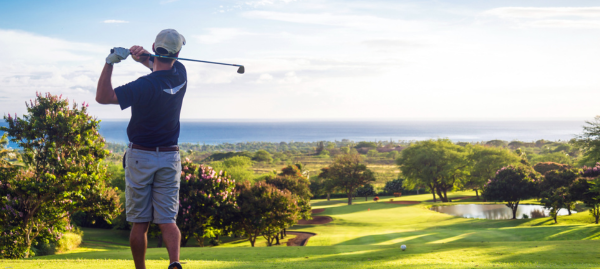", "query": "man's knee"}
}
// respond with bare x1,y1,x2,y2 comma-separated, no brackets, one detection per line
132,222,150,232
158,223,179,232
